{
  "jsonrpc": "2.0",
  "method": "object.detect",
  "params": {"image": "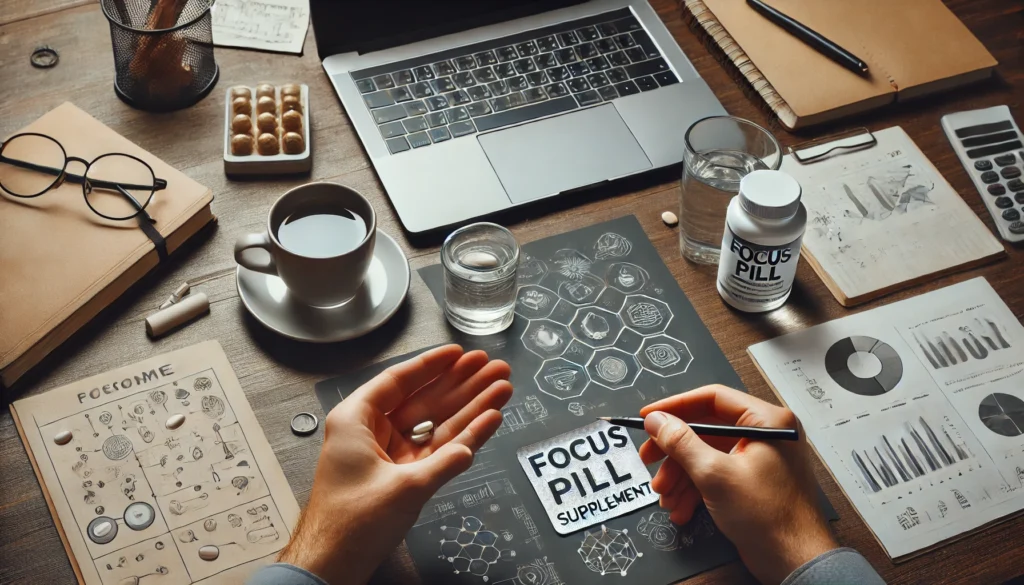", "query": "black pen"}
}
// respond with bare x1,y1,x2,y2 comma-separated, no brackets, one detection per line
597,416,800,441
746,0,868,76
